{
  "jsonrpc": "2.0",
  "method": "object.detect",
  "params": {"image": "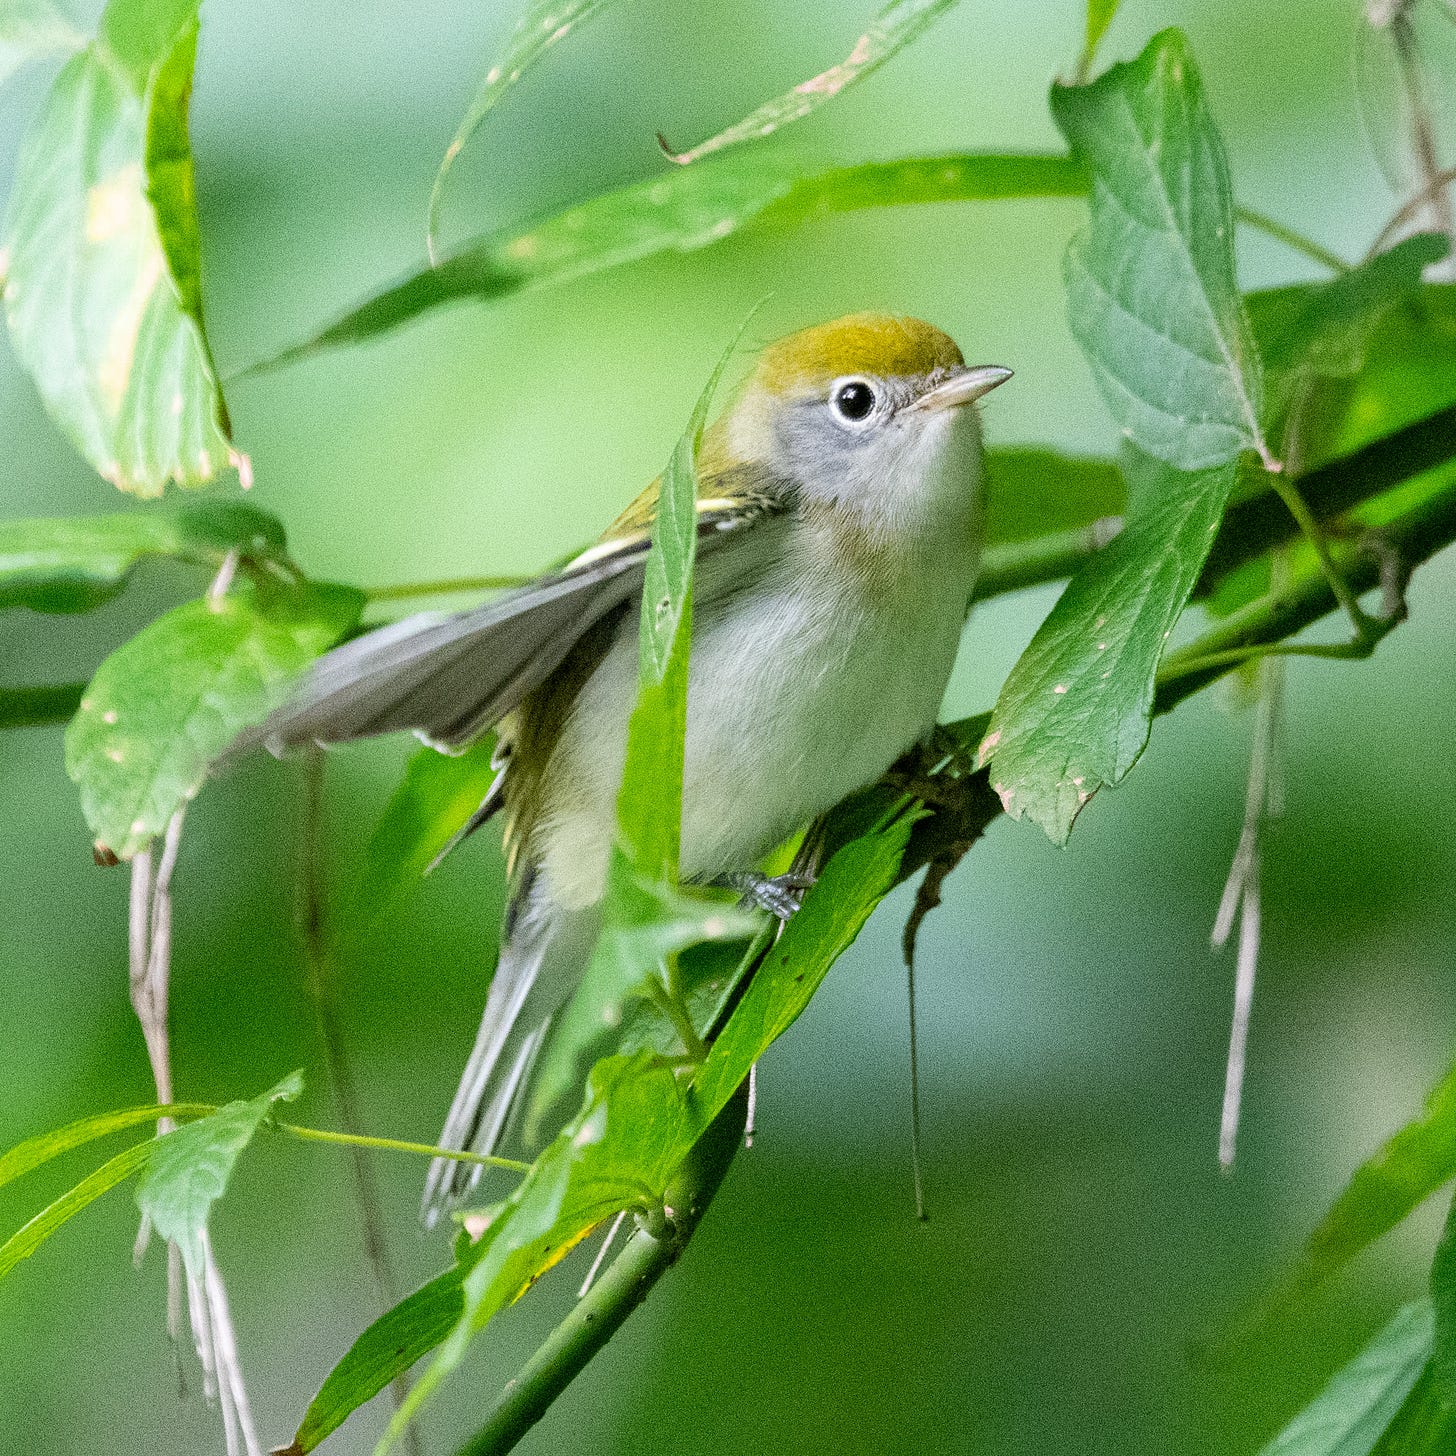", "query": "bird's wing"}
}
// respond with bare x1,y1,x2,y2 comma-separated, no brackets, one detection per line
245,487,783,757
